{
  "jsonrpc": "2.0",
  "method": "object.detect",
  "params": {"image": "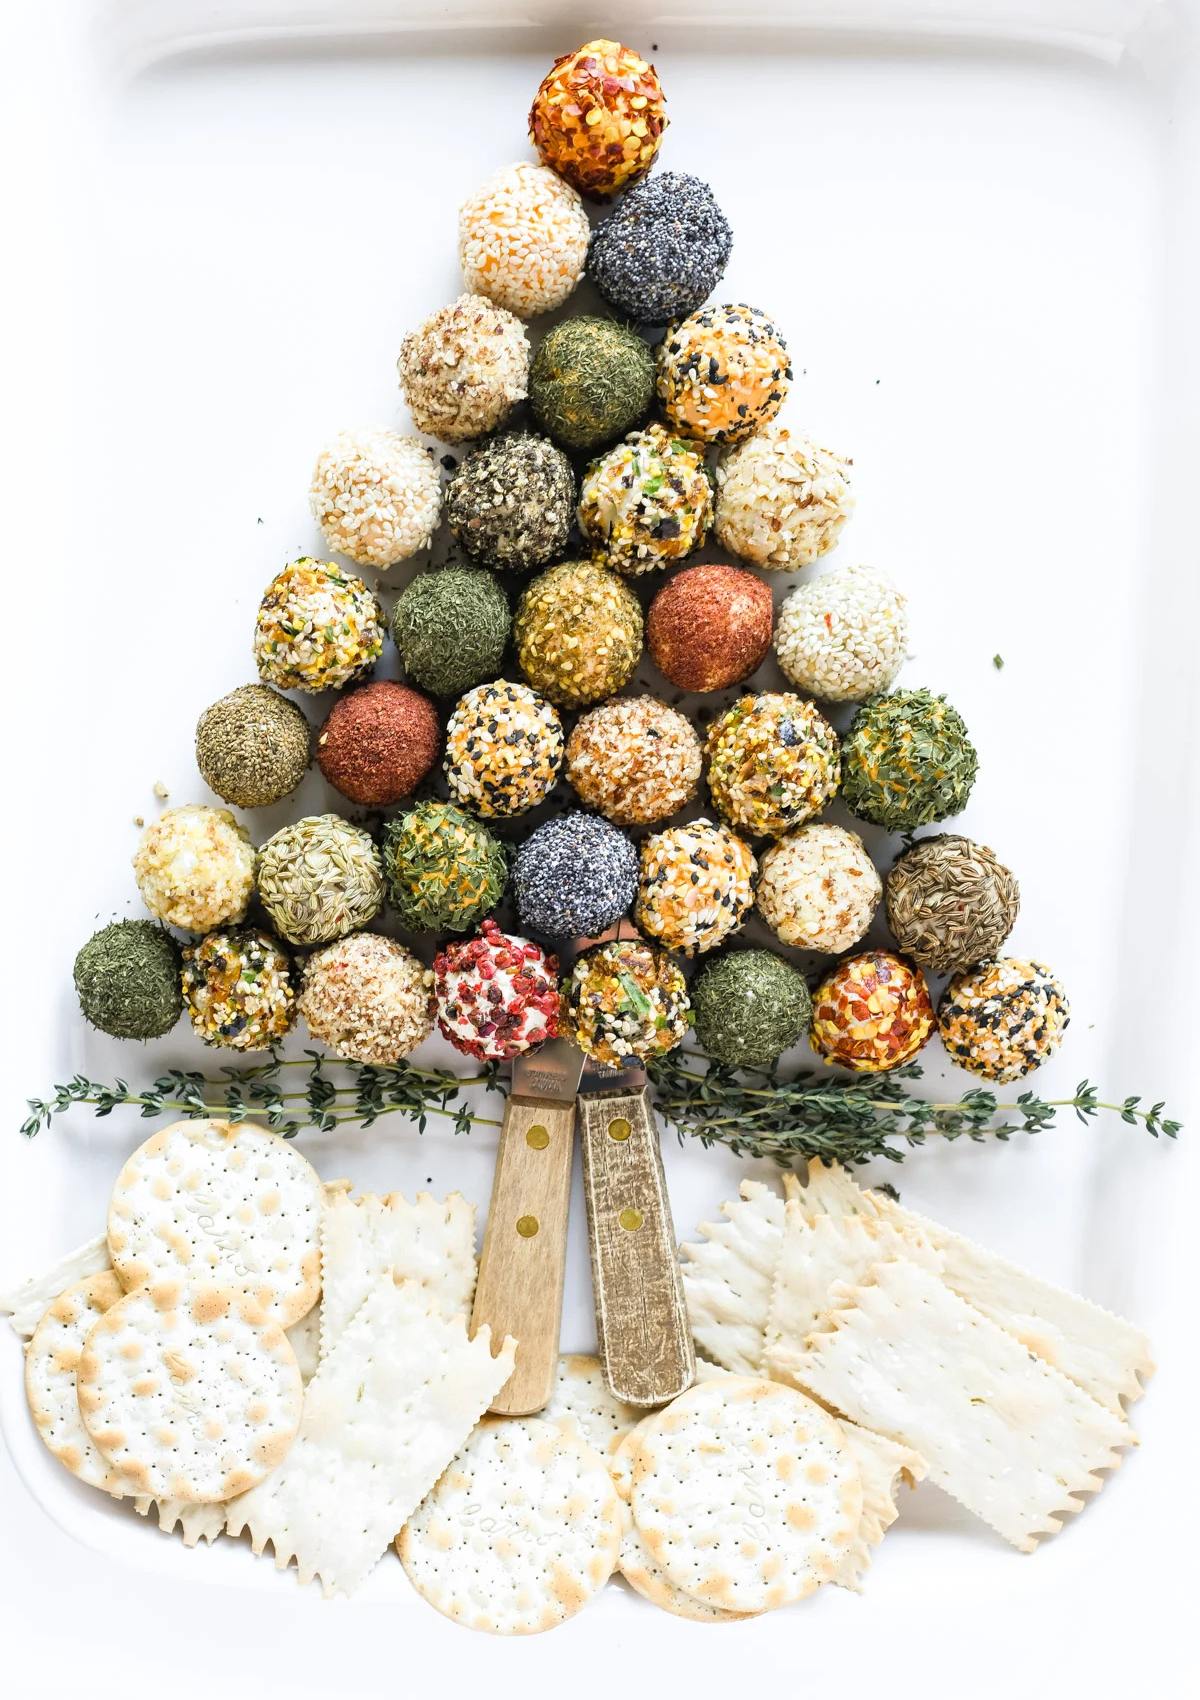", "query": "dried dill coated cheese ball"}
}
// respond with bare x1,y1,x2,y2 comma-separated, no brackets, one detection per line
715,425,853,569
458,162,589,319
635,819,756,956
195,683,310,809
254,558,385,694
691,949,812,1070
434,919,560,1063
656,304,790,445
257,814,384,947
382,801,507,934
445,433,575,574
308,428,441,569
756,823,881,955
647,562,773,693
578,424,713,576
588,171,732,325
392,567,511,699
842,689,978,832
73,920,182,1041
938,959,1069,1083
316,680,440,808
515,559,643,708
529,39,667,201
810,950,935,1073
775,564,909,703
706,694,841,838
563,939,689,1066
133,805,255,933
565,695,702,826
513,813,637,939
299,933,433,1066
886,835,1020,974
443,680,564,818
530,317,654,454
397,293,529,444
181,927,295,1051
